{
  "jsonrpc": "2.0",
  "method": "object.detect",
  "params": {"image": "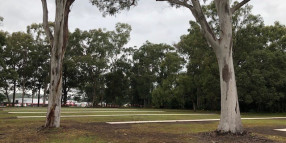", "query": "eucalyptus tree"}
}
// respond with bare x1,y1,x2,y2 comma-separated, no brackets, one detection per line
235,22,286,112
77,23,131,107
132,42,173,107
0,31,11,104
156,0,252,133
3,34,19,107
62,29,83,105
152,52,184,108
27,23,50,107
105,50,133,106
176,20,220,110
40,0,134,127
4,32,33,107
108,23,132,72
78,28,112,107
